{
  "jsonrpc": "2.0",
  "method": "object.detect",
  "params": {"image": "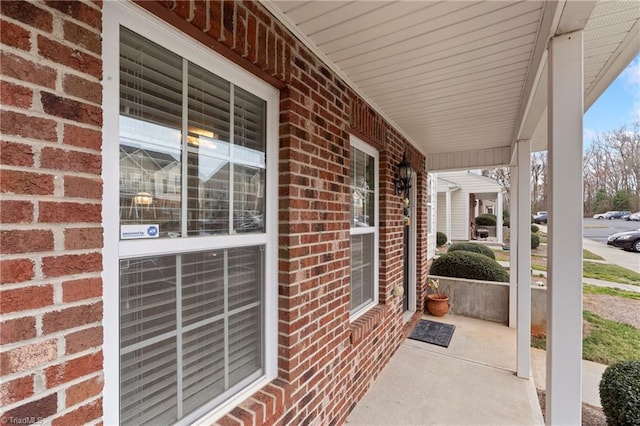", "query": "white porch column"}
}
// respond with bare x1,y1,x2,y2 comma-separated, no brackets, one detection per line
445,190,452,243
546,30,584,425
516,139,531,379
496,192,504,244
509,165,518,328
